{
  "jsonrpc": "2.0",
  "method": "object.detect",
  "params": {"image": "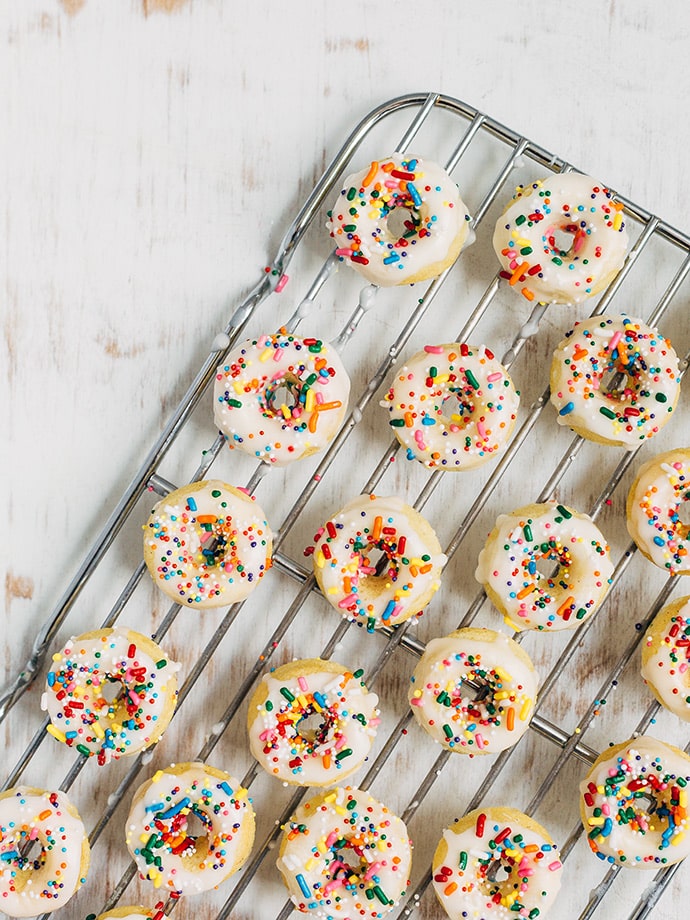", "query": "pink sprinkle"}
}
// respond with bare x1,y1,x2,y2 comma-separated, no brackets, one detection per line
259,729,271,741
324,878,345,895
257,335,269,347
275,274,289,293
326,831,339,848
335,735,346,750
338,594,357,608
477,420,487,440
272,348,283,362
608,331,623,351
384,179,399,188
298,676,309,692
424,345,445,354
449,424,460,433
410,697,423,707
475,733,485,749
365,862,382,880
414,430,426,448
674,462,684,470
315,391,324,404
573,231,586,254
487,372,502,382
548,861,562,872
335,248,353,256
